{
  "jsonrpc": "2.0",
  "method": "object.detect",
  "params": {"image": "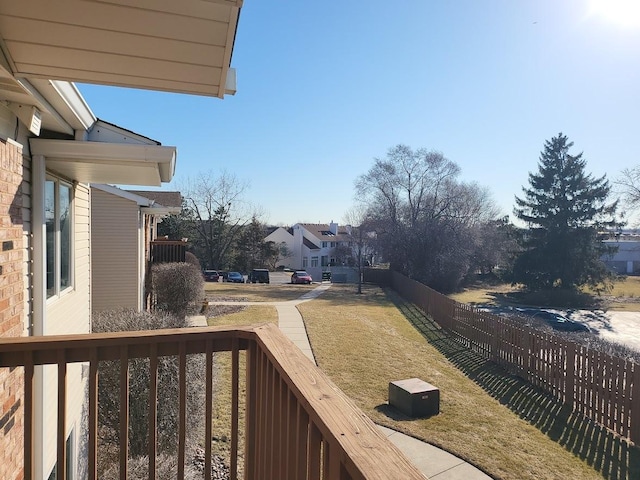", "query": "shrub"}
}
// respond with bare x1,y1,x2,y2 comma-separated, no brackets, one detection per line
100,453,201,480
92,310,206,469
152,262,204,316
184,251,201,269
